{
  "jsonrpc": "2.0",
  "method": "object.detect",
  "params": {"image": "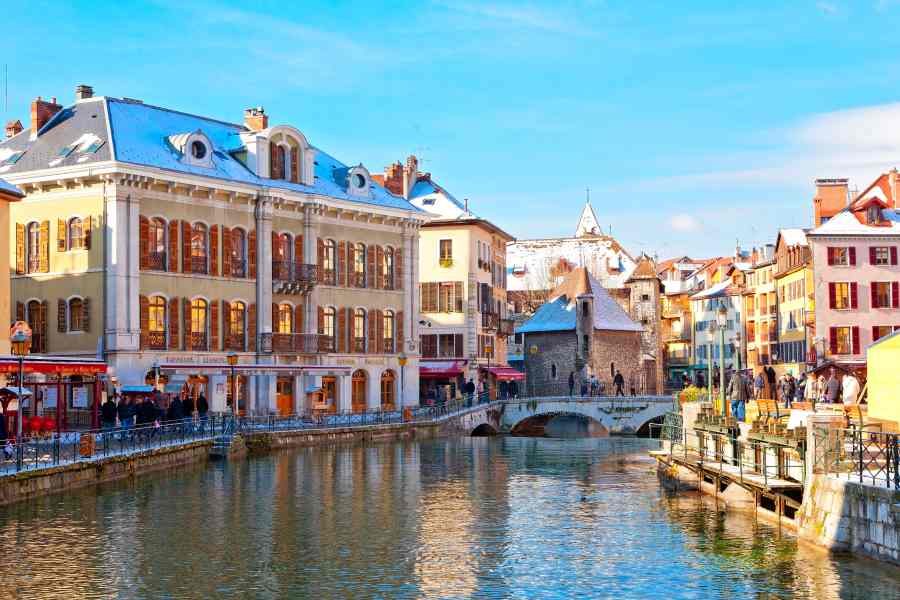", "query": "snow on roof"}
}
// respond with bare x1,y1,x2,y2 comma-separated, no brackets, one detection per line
778,228,808,247
809,209,900,236
0,177,23,197
507,236,636,292
408,177,471,218
690,280,731,300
